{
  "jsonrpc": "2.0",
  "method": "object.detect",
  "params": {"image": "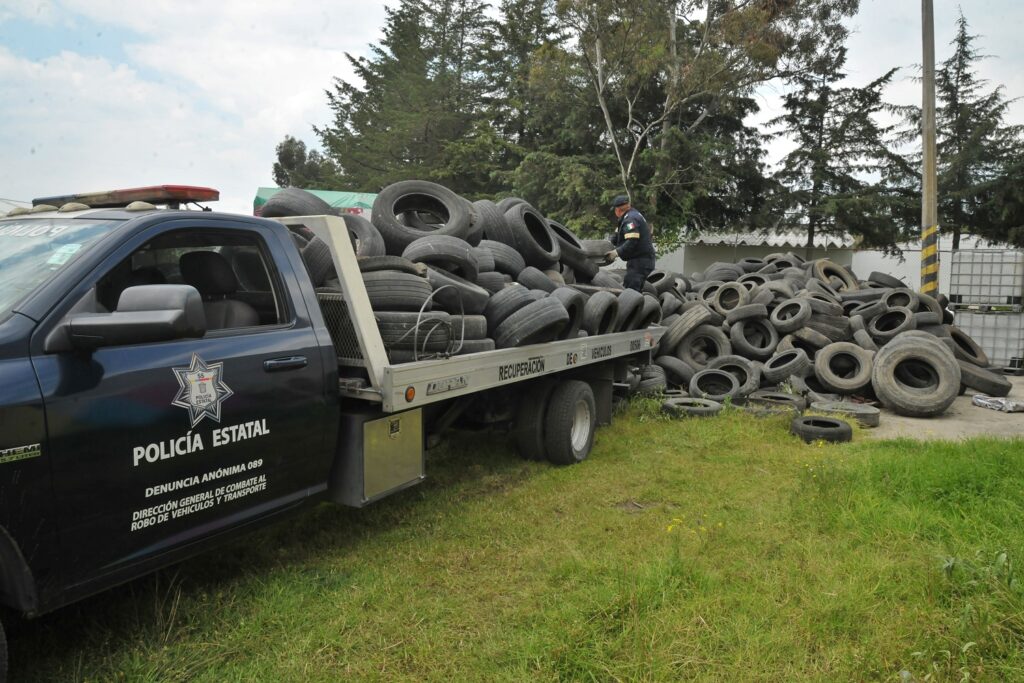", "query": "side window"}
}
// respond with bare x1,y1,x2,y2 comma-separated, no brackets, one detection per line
96,229,287,330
